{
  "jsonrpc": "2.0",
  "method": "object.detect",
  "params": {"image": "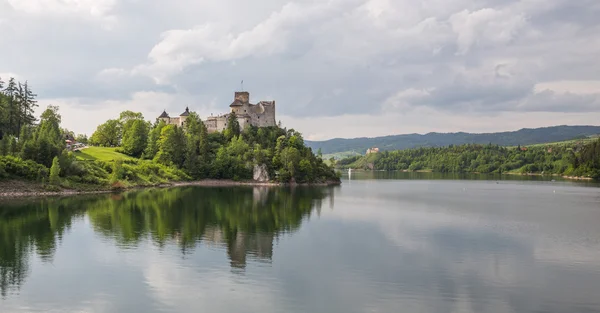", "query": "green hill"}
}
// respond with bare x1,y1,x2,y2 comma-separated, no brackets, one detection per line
74,147,136,162
306,125,600,154
337,137,600,179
